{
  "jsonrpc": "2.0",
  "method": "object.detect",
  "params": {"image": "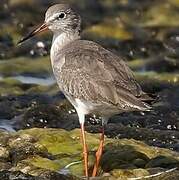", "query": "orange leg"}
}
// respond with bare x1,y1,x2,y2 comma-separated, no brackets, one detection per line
92,126,104,177
80,123,89,177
